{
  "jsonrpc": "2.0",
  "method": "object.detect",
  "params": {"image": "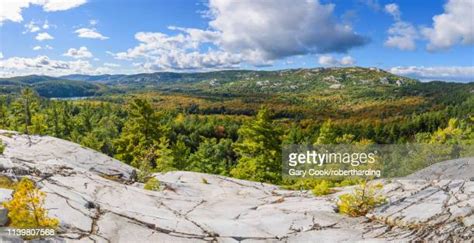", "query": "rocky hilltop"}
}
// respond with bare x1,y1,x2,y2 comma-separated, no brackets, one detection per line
0,131,472,242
